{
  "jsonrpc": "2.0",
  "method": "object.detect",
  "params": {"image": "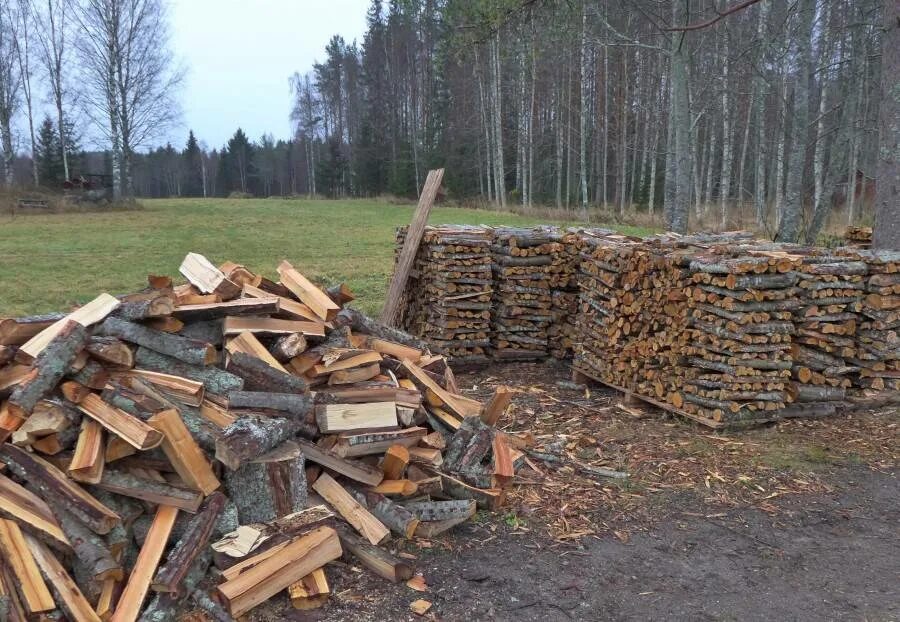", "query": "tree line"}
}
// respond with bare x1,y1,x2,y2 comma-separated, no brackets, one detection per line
1,0,896,246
